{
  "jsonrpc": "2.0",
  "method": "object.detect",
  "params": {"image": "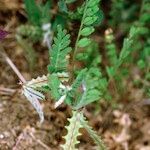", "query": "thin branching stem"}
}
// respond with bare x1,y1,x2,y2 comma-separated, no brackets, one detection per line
5,56,26,83
0,46,26,83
